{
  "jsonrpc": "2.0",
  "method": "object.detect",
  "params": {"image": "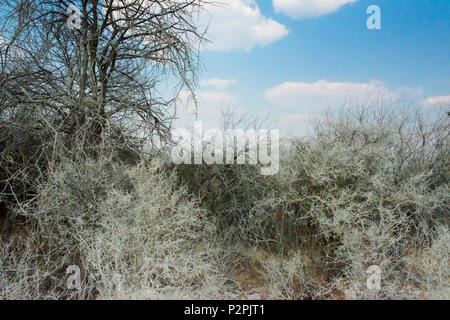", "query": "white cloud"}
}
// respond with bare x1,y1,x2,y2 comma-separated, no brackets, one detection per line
272,0,358,19
0,36,8,46
421,96,450,107
202,0,288,51
109,1,287,52
265,80,400,110
200,78,237,90
0,35,23,59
